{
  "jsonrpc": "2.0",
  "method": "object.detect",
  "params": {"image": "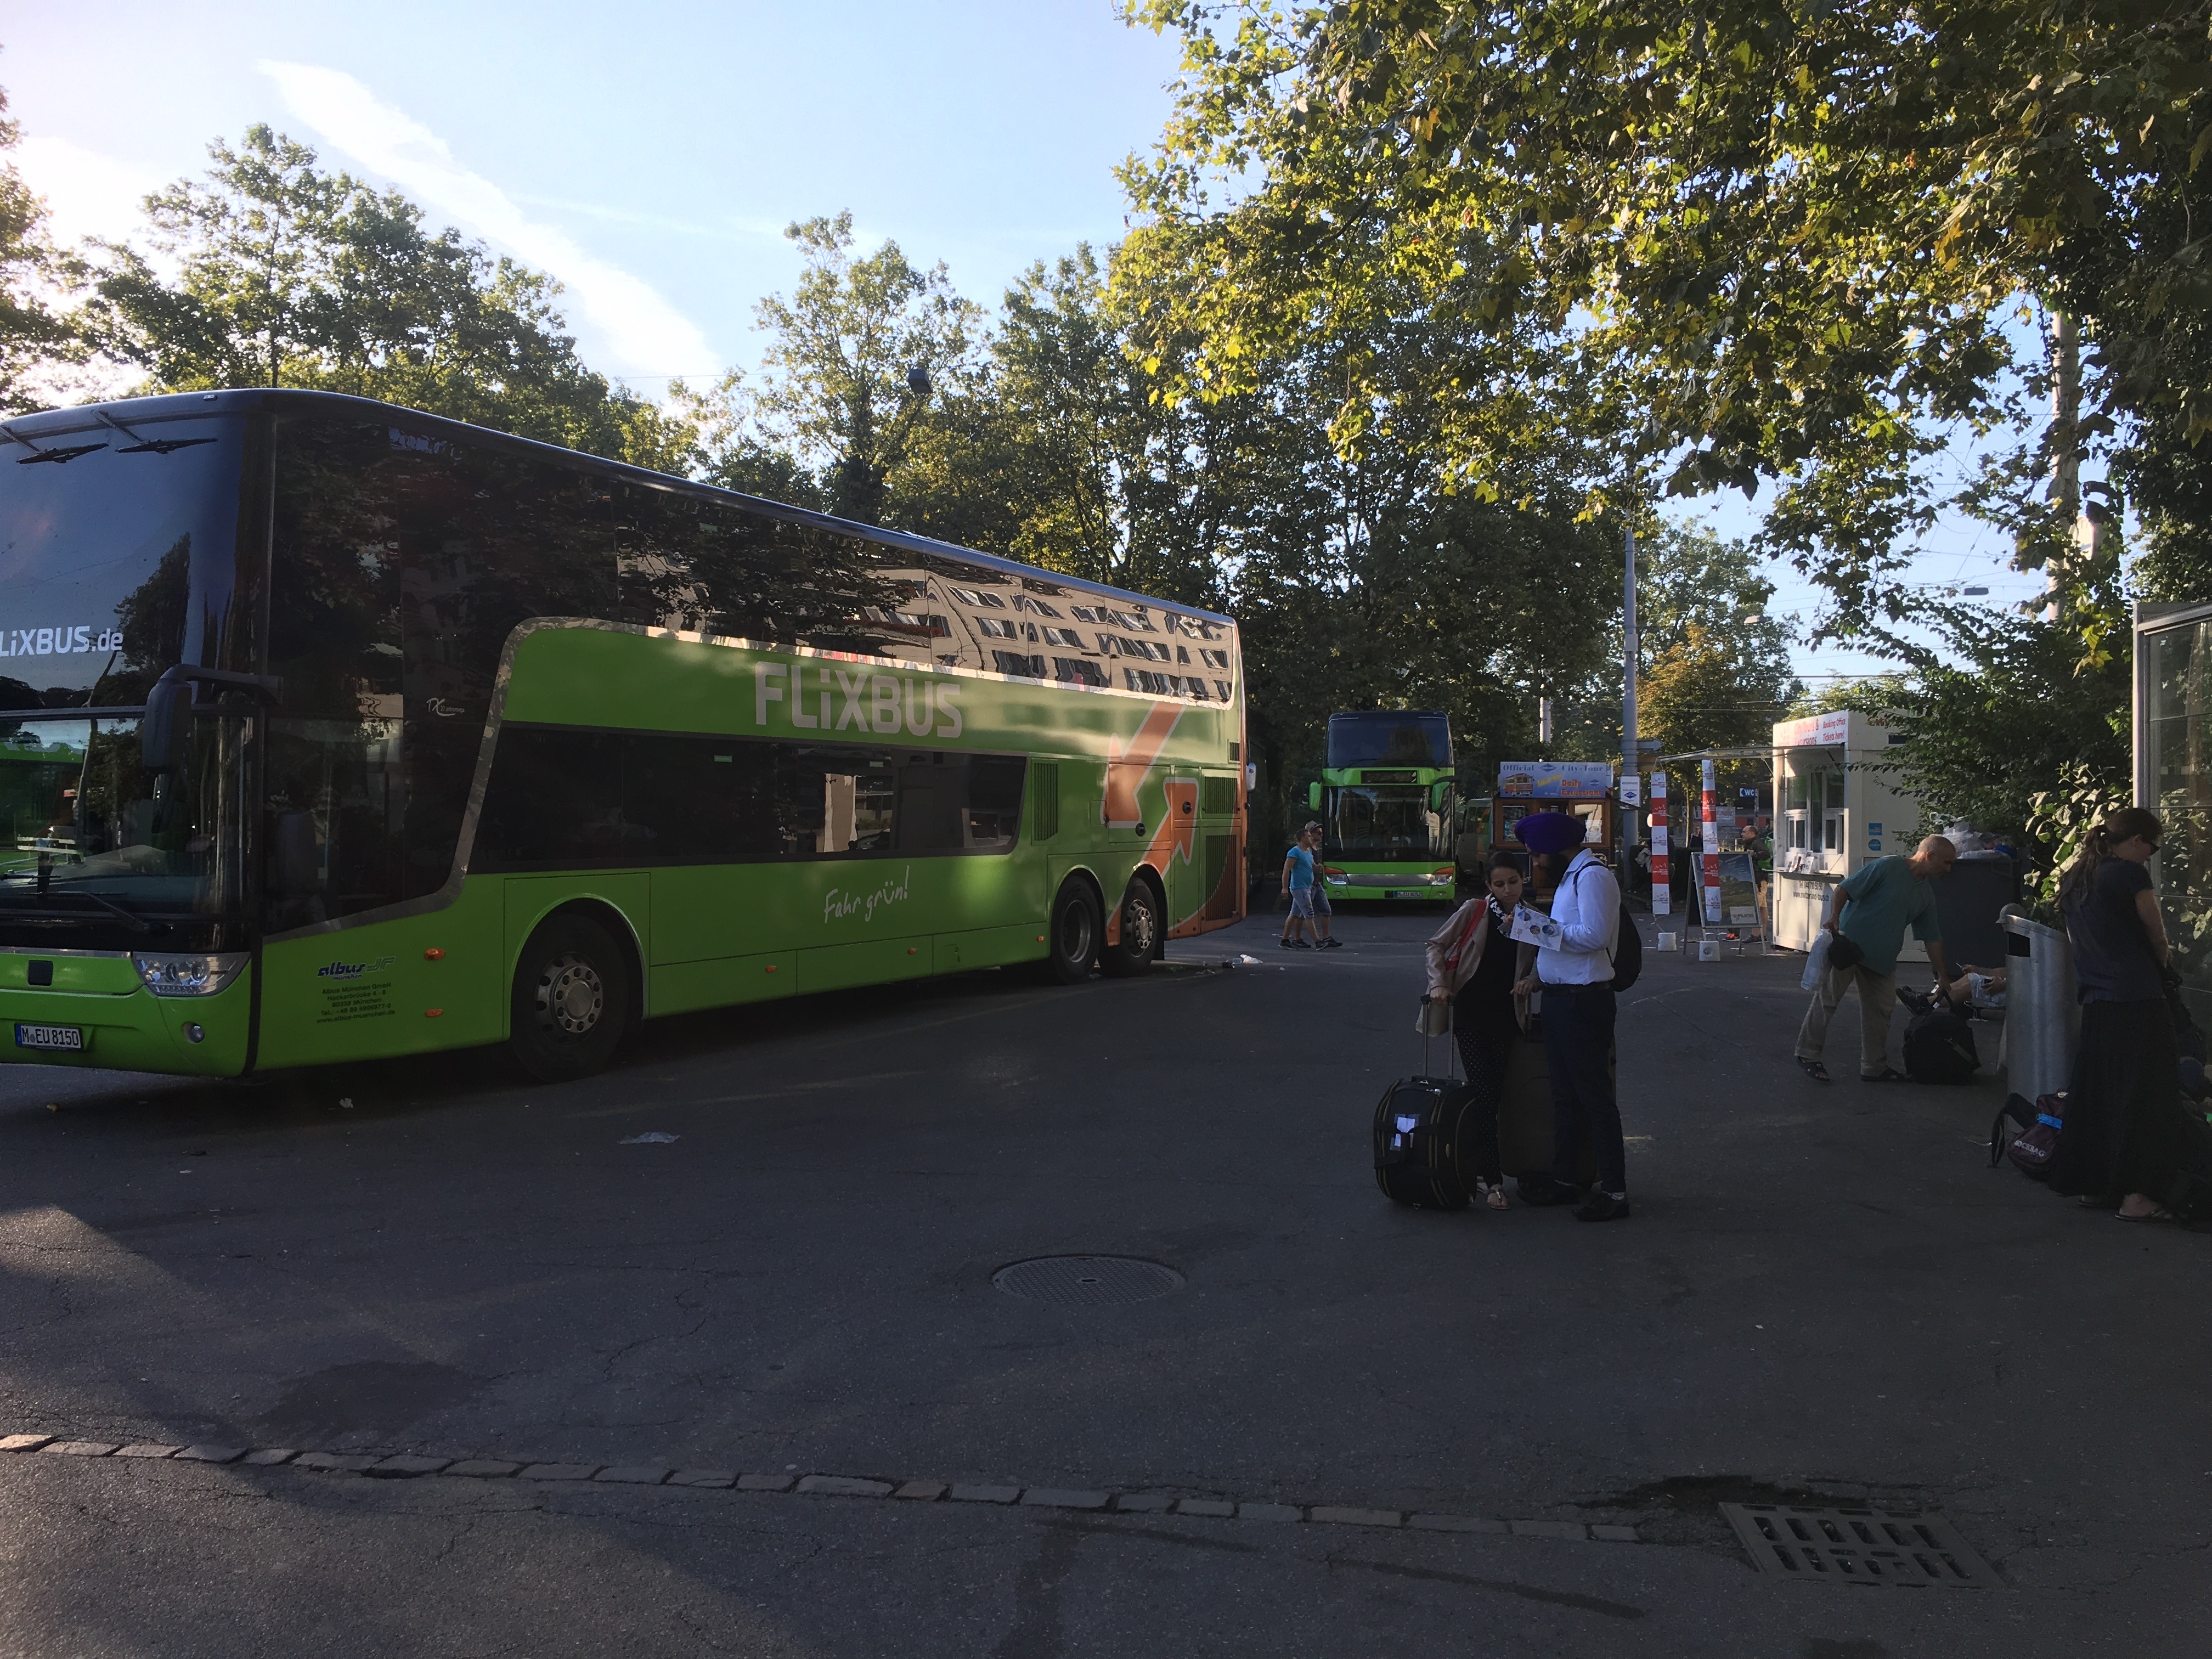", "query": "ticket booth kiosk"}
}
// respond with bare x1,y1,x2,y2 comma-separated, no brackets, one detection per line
1490,761,1617,901
1770,710,1926,955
